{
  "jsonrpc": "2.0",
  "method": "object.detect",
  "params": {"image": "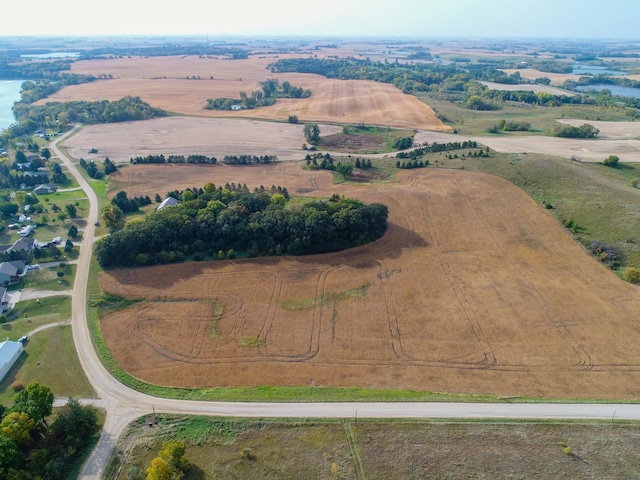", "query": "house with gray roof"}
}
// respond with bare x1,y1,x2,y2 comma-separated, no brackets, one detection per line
8,237,34,254
0,262,20,286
